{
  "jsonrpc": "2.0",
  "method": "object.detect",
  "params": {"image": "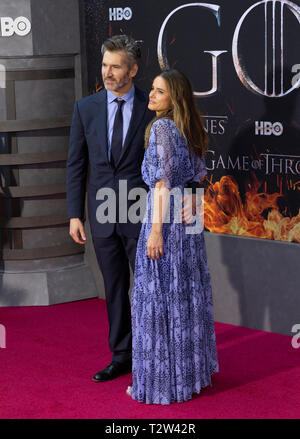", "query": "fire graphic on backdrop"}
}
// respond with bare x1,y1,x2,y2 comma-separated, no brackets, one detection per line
203,169,300,243
202,110,300,242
